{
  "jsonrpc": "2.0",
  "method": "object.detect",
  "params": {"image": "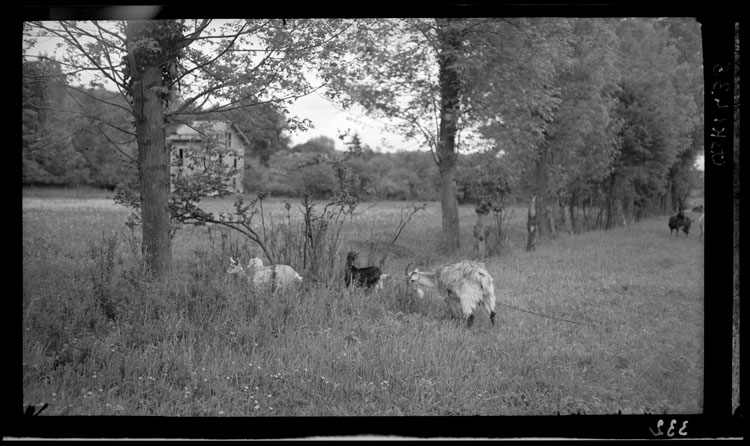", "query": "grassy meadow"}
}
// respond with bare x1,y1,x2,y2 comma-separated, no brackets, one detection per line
21,187,705,418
